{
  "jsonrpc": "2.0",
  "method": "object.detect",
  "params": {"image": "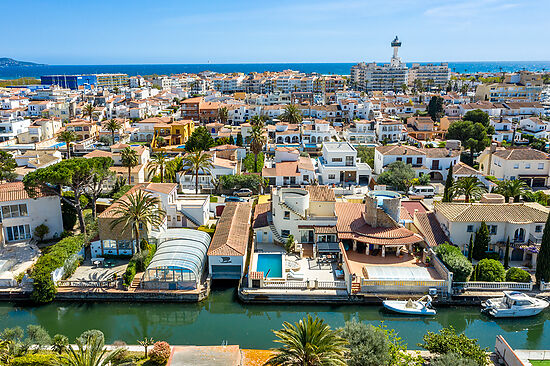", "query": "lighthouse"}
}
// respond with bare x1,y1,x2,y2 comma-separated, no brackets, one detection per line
390,36,402,66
